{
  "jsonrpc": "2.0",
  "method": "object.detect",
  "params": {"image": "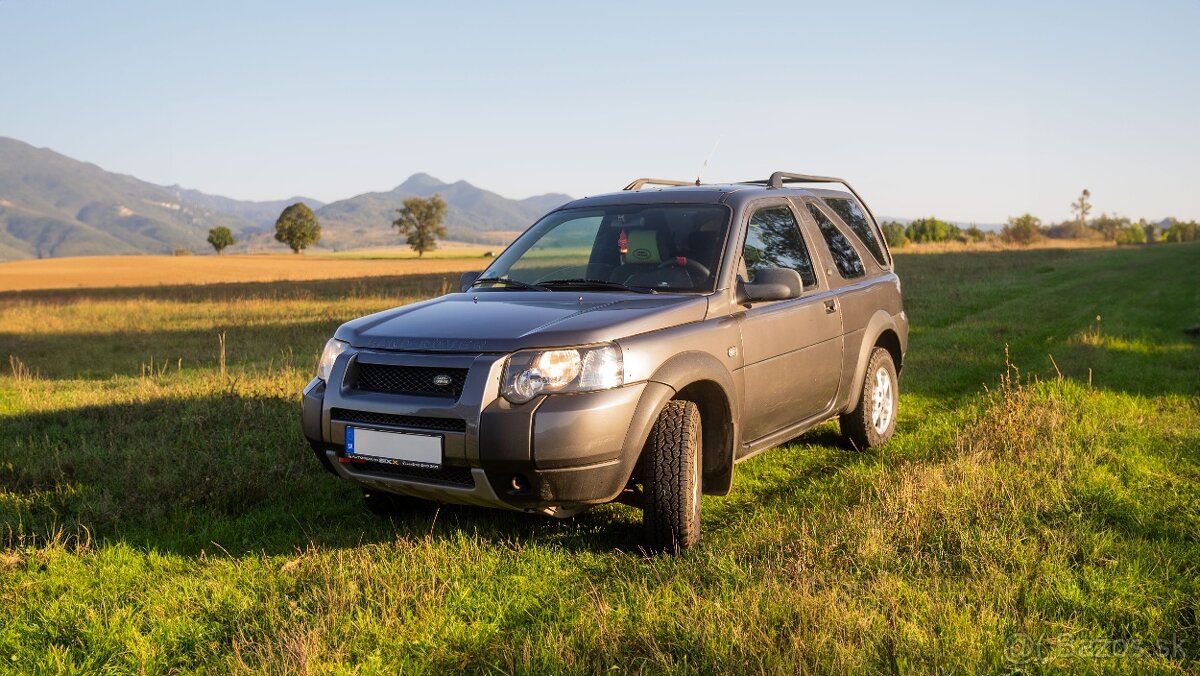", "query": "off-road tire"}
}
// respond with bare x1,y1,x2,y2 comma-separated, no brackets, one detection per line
362,488,409,517
840,347,899,450
642,399,702,552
